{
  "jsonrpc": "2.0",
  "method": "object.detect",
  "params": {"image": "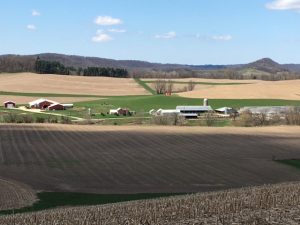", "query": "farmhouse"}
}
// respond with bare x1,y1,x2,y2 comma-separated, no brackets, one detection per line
109,108,131,116
3,101,16,109
29,98,58,109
